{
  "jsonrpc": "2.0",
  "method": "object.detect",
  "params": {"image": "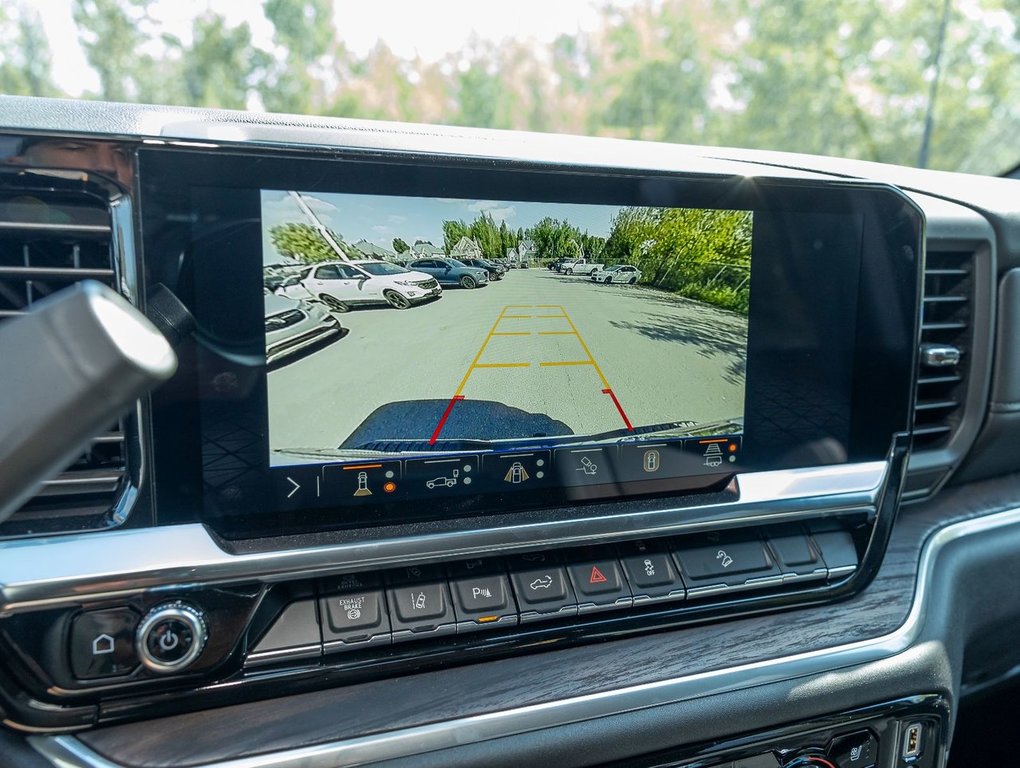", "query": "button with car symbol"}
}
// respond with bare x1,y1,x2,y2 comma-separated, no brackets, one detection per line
508,555,578,622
